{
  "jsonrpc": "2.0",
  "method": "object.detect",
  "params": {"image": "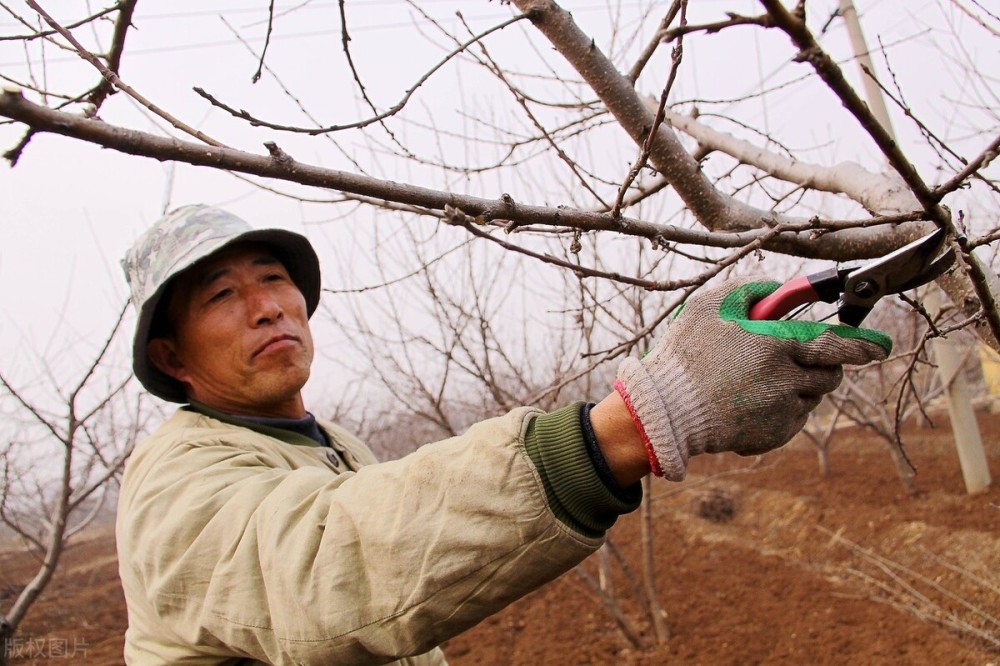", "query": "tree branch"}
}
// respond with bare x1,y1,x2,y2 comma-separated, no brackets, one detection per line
194,13,529,136
627,0,682,83
611,1,687,219
0,4,118,43
511,0,776,233
86,0,139,110
24,0,224,148
932,132,1000,200
251,0,277,84
641,97,924,215
0,88,928,260
658,11,773,42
